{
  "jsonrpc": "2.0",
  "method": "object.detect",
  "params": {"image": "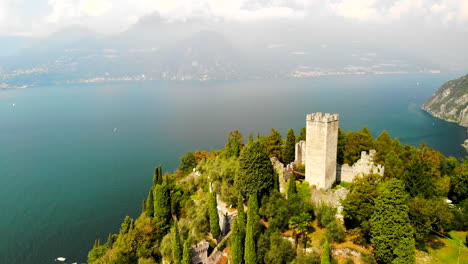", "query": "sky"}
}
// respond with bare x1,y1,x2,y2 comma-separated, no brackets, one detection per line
1,0,468,37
